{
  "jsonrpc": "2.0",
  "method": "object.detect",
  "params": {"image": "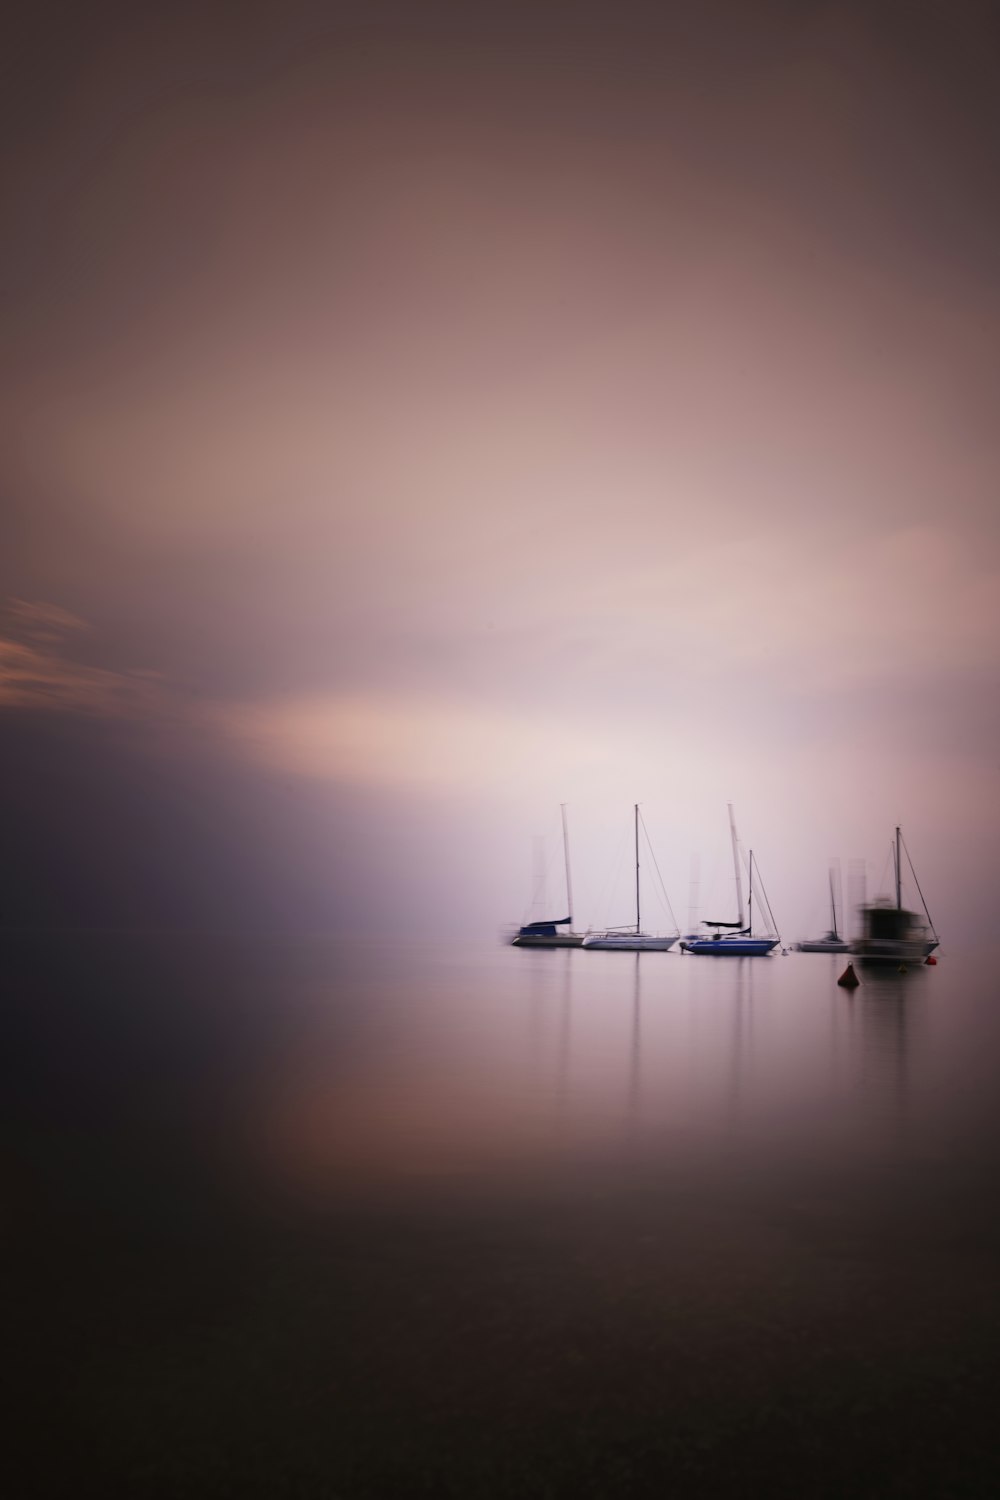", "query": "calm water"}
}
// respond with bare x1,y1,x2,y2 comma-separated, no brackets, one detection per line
6,934,1000,1496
